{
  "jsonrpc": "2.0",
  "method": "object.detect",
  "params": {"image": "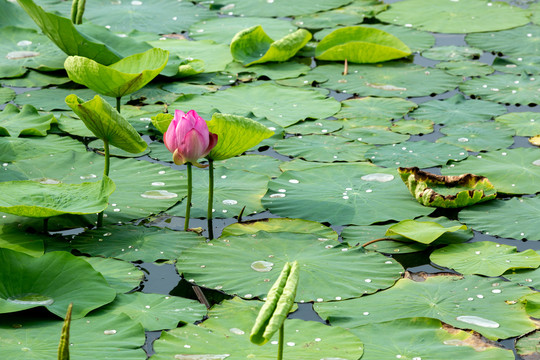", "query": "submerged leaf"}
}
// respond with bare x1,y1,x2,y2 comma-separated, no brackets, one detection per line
231,25,312,66
398,167,497,208
315,26,411,63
